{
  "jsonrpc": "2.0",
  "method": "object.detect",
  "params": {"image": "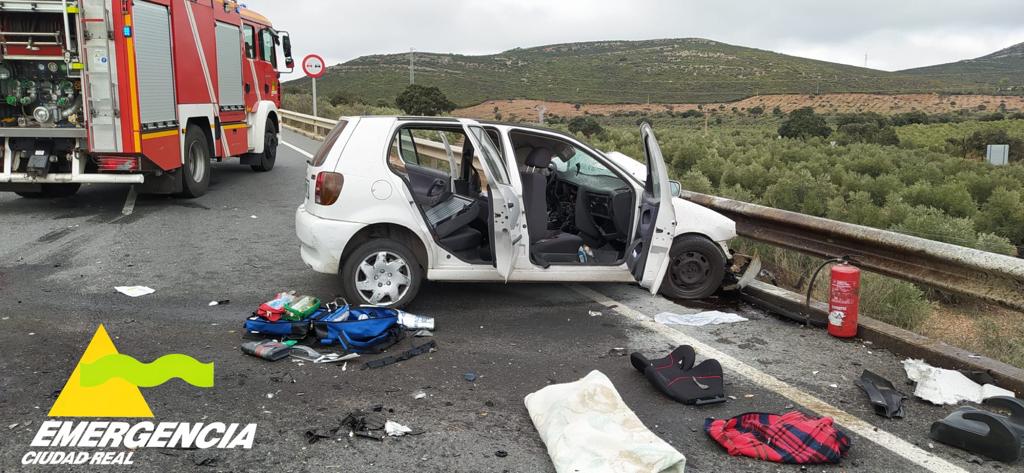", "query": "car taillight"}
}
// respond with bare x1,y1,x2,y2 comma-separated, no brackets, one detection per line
97,156,139,172
315,172,344,205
